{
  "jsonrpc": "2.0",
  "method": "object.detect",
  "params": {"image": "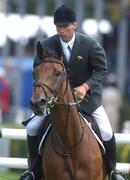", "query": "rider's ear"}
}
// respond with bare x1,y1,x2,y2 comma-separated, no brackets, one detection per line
36,41,43,60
